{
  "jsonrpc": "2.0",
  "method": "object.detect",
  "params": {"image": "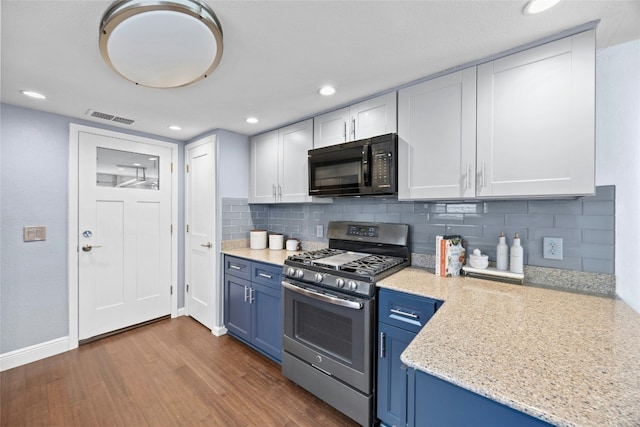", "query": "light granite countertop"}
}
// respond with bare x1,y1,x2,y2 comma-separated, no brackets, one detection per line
378,268,640,427
220,249,640,426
